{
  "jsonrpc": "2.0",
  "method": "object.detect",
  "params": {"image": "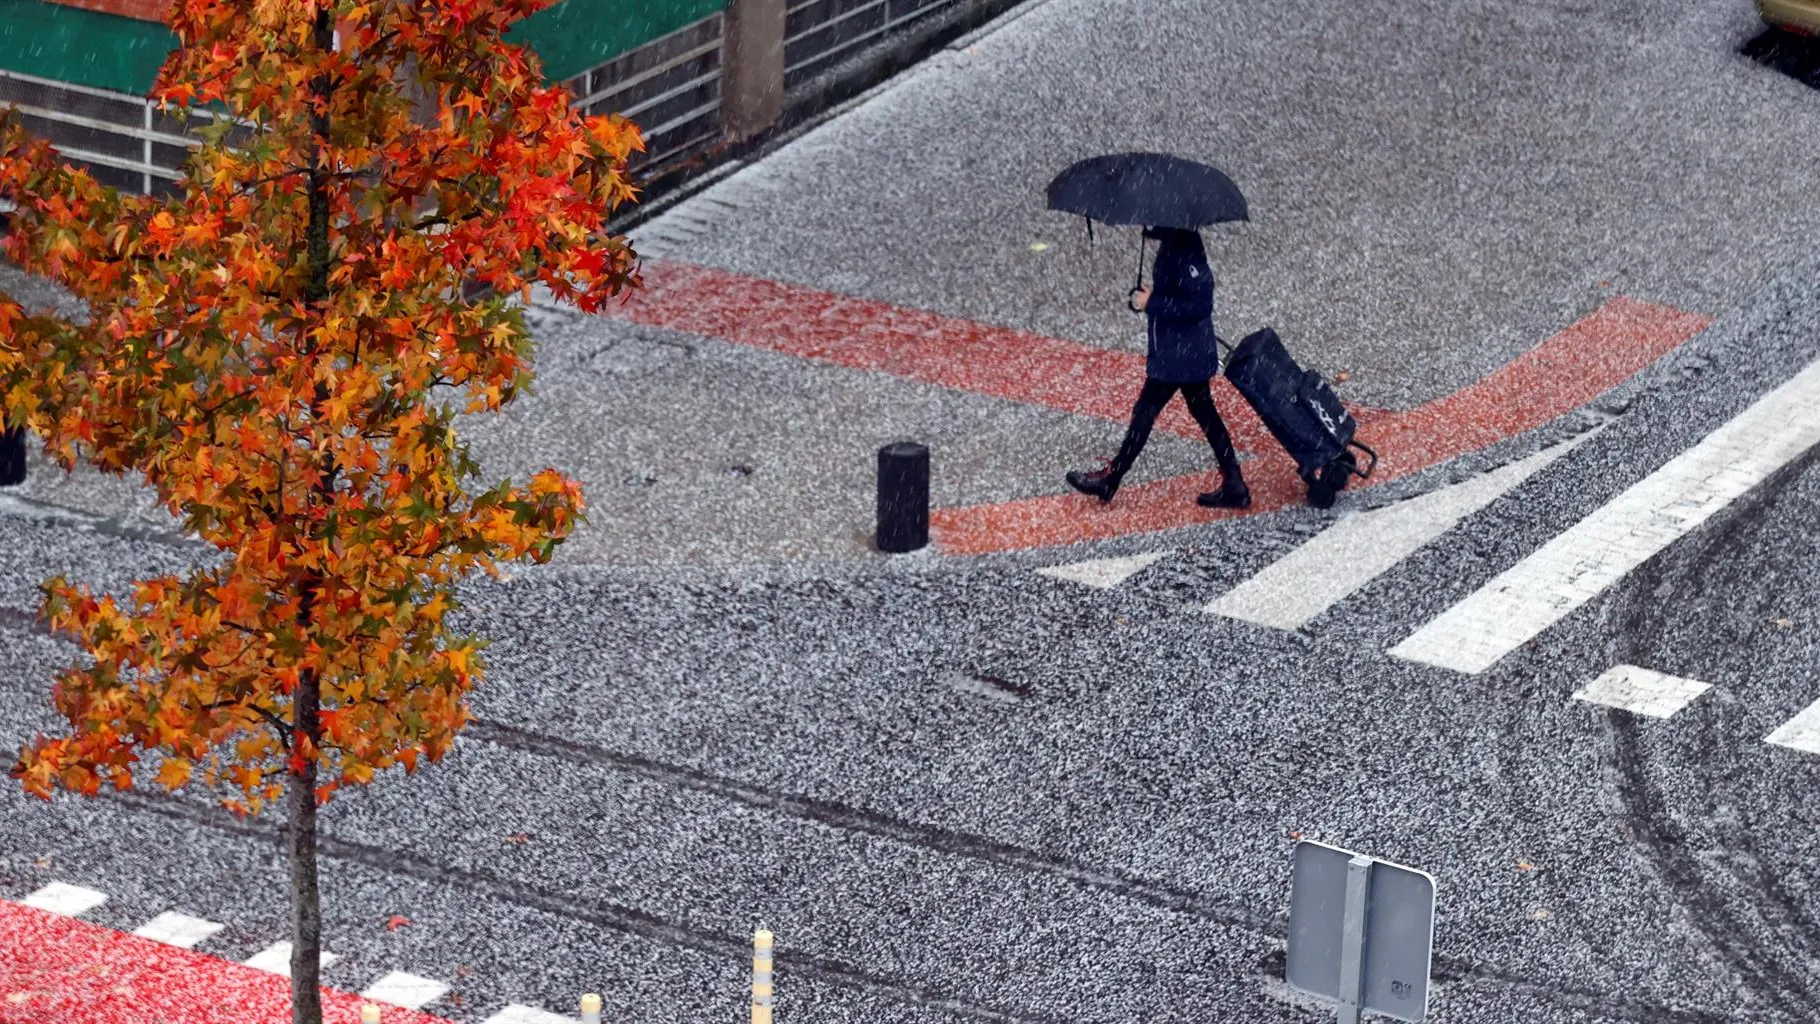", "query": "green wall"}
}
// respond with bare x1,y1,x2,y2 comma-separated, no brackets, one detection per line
0,0,730,97
0,1,176,95
507,0,730,84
